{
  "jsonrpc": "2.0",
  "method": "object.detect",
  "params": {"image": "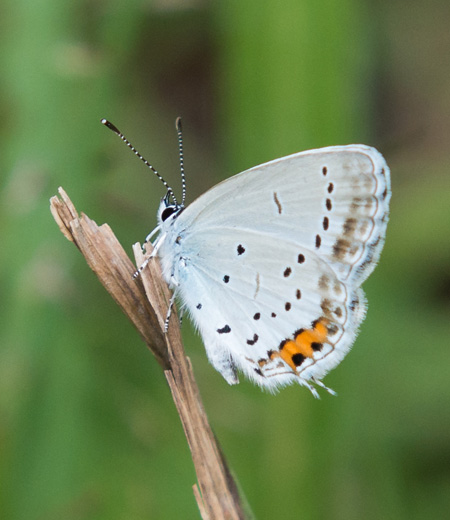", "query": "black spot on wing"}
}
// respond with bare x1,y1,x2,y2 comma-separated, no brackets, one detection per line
292,353,306,366
217,325,231,334
247,334,259,345
237,244,245,255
